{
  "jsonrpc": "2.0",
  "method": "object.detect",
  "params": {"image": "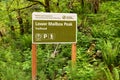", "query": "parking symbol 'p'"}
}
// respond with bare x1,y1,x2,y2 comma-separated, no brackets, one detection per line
43,34,48,39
